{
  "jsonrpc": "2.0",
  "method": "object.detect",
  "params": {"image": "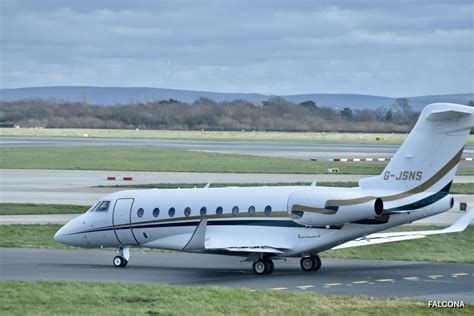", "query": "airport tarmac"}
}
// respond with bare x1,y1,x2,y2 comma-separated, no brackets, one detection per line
1,248,473,303
2,136,474,163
